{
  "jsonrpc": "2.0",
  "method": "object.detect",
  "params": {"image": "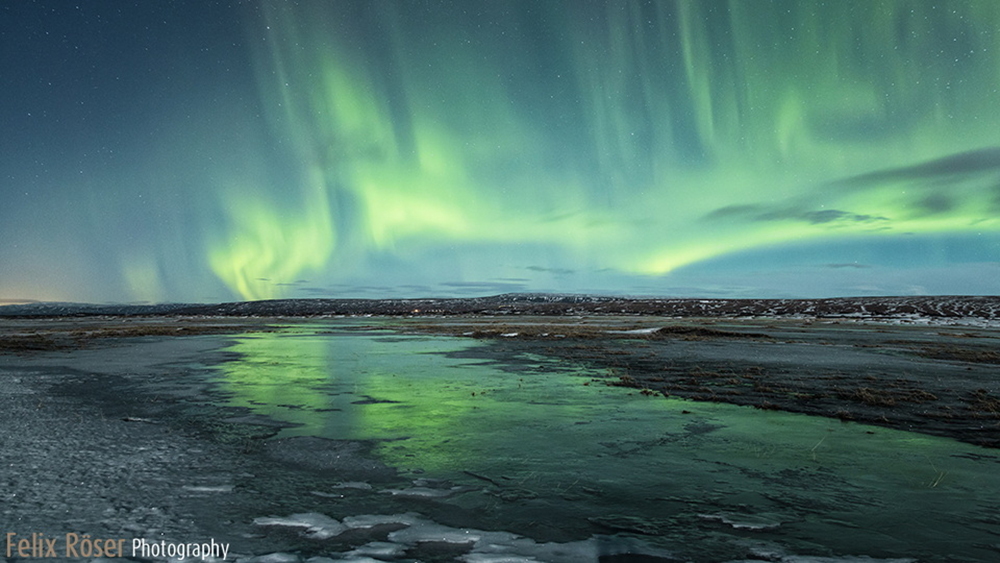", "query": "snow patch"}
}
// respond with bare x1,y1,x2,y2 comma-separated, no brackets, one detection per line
182,484,233,494
332,481,373,490
606,327,662,335
698,512,783,531
253,513,346,539
341,513,423,529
